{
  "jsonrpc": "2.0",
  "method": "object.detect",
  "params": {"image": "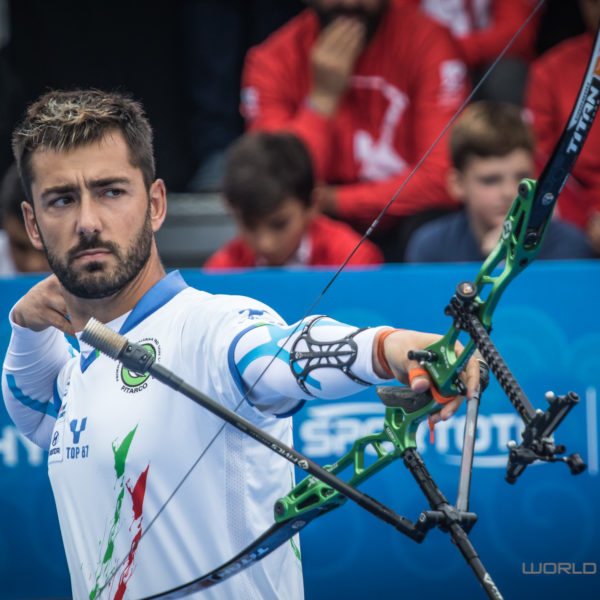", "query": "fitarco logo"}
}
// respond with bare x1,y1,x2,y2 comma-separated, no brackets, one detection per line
117,338,160,391
522,562,598,575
